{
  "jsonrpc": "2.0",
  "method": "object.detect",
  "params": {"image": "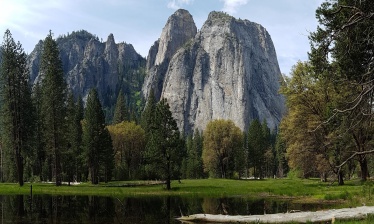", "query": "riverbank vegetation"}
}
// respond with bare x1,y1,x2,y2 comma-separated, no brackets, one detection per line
0,178,373,206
